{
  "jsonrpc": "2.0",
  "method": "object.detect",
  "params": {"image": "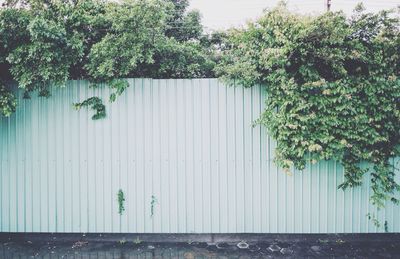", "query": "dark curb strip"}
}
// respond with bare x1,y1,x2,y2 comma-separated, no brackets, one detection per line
1,233,399,244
